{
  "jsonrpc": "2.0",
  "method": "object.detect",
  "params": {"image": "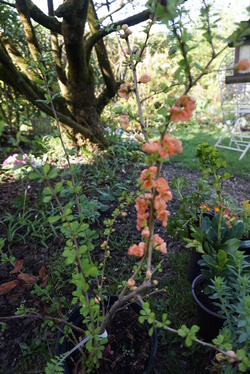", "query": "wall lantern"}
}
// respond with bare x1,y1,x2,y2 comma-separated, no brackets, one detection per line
226,19,250,84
